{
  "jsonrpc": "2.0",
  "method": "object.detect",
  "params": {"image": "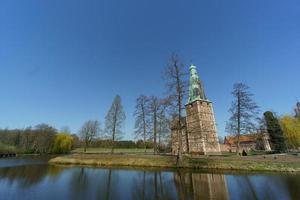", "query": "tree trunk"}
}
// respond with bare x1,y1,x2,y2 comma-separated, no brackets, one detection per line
153,109,157,155
177,97,183,161
236,92,241,155
111,105,118,154
185,126,189,153
111,133,115,154
176,66,183,161
142,105,147,153
84,139,88,153
158,122,161,153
